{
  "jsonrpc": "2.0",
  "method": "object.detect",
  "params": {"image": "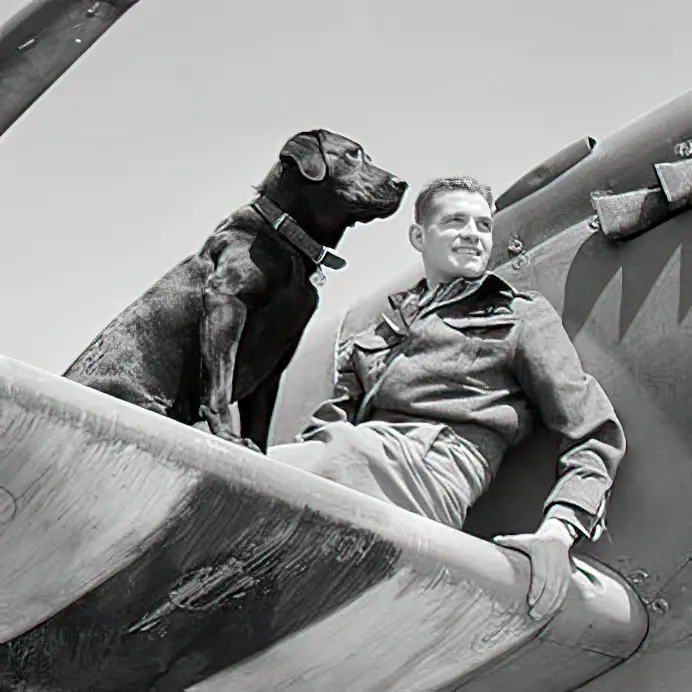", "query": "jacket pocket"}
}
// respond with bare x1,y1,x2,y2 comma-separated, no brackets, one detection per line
352,320,405,352
352,321,403,389
442,314,517,340
441,315,518,375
